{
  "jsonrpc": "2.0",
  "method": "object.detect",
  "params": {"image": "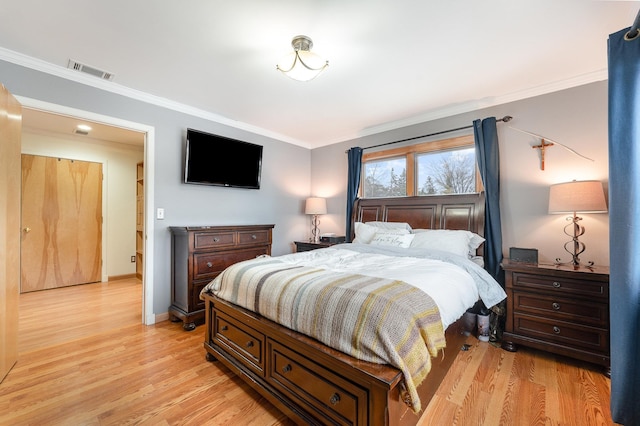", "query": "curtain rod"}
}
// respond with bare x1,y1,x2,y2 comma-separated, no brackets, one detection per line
627,8,640,40
353,115,513,152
